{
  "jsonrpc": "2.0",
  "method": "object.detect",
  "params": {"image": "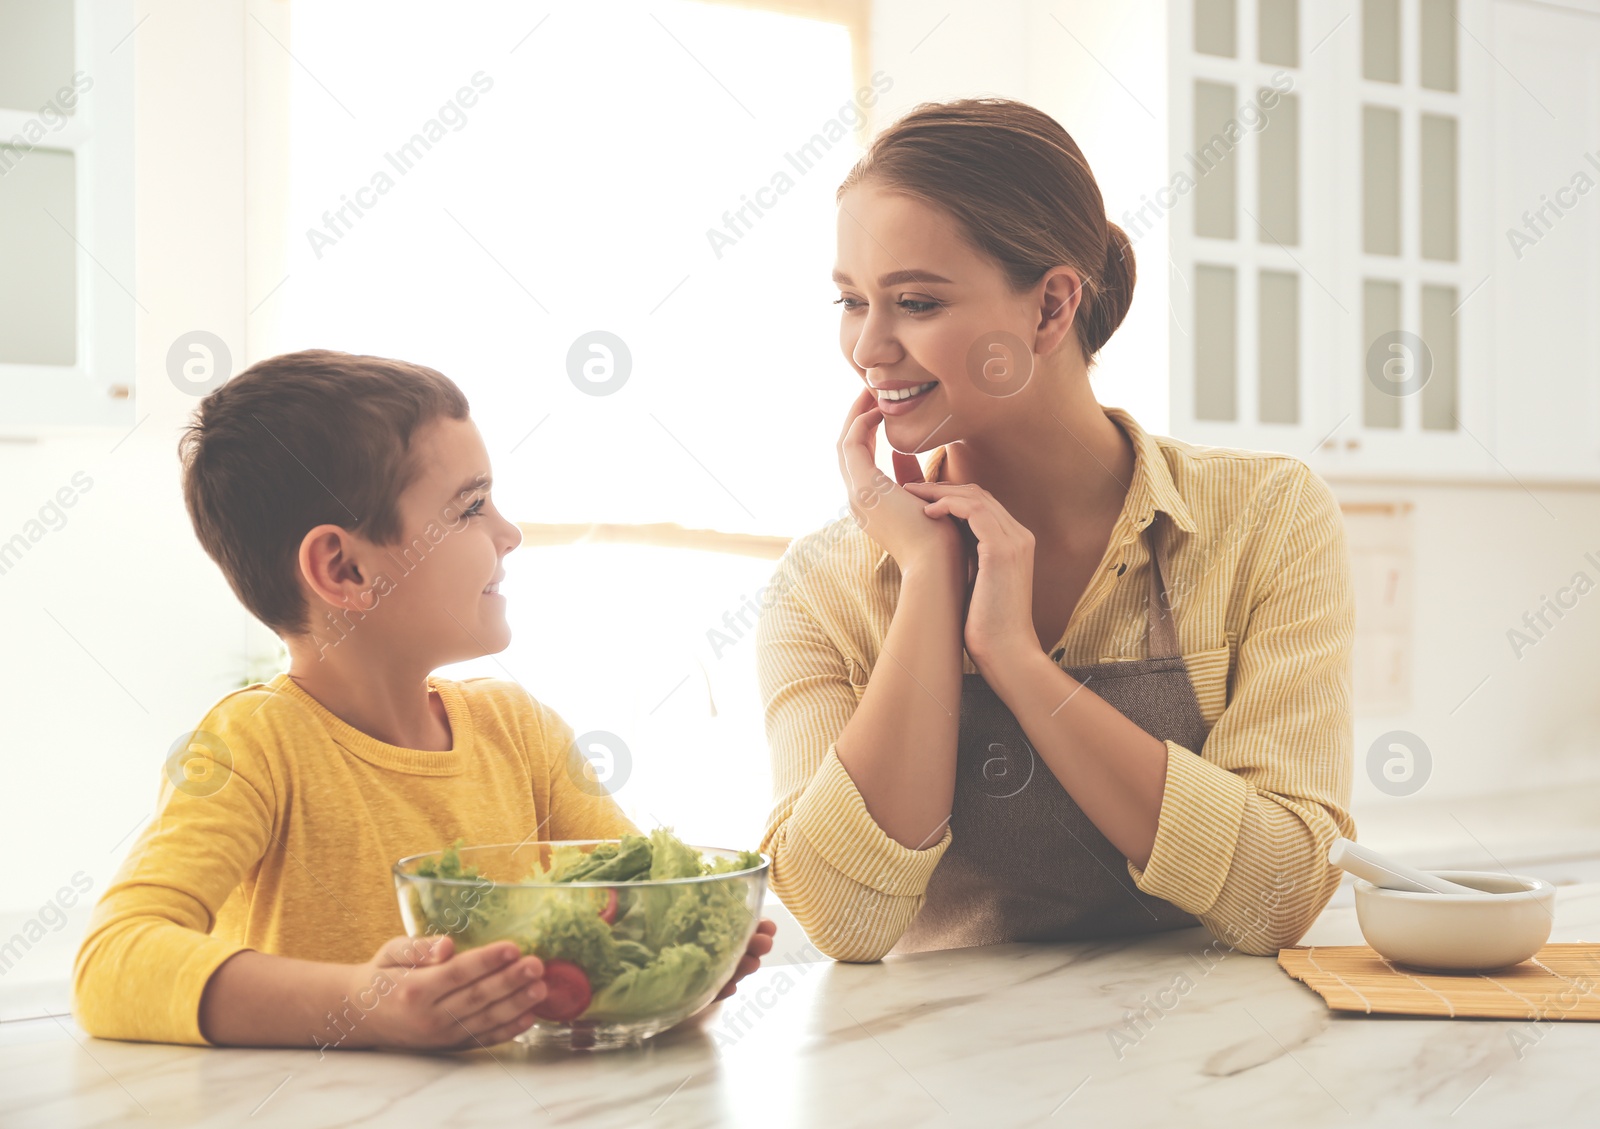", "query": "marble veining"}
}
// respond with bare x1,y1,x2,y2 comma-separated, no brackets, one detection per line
5,886,1600,1128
